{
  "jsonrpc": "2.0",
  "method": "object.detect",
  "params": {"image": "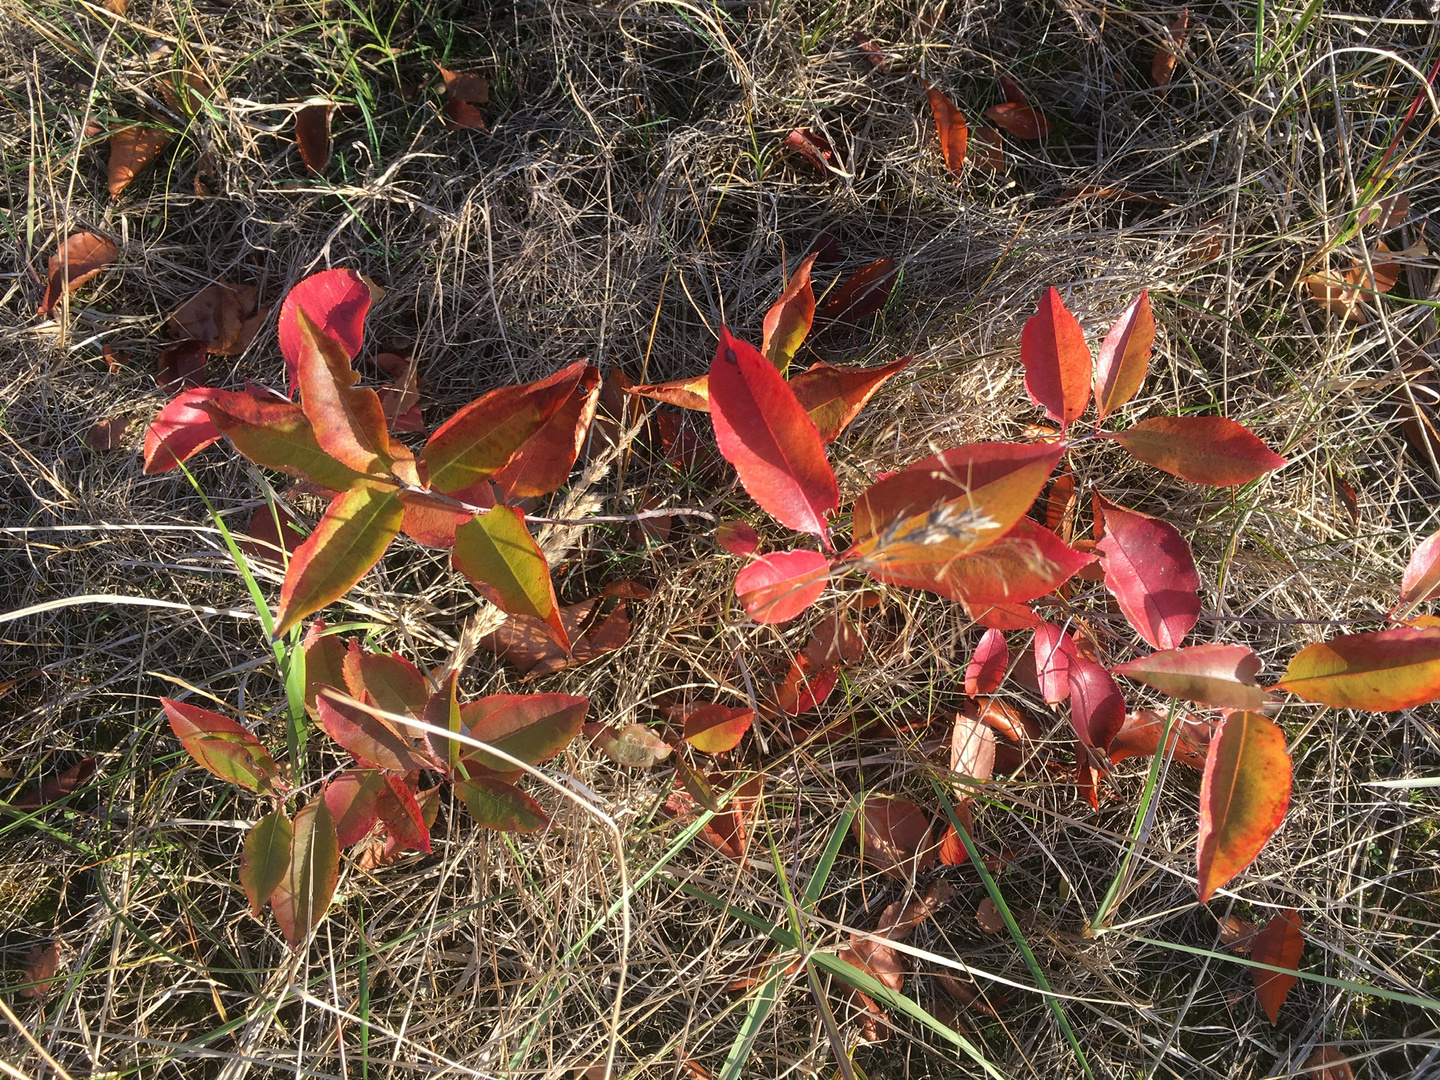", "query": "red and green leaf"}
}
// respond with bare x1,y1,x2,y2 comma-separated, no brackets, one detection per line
422,672,464,771
1277,626,1440,710
341,640,429,718
376,774,431,853
301,621,348,709
762,253,817,373
314,688,434,772
274,482,403,637
397,489,476,548
240,809,292,916
1093,291,1153,419
1021,287,1090,428
1251,909,1304,1025
1095,495,1200,650
295,307,394,475
162,698,282,794
423,360,589,503
1112,644,1265,710
492,364,601,499
142,388,224,474
734,549,830,624
460,693,589,775
324,767,386,847
789,356,911,443
964,628,1009,695
1197,711,1291,902
1103,416,1288,487
682,704,755,754
452,507,569,650
201,389,369,492
709,328,838,537
278,268,371,395
456,776,549,832
271,796,340,947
